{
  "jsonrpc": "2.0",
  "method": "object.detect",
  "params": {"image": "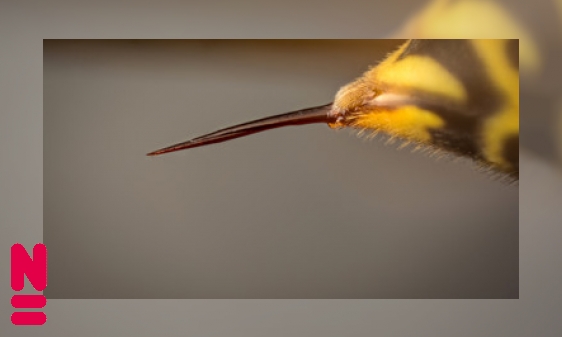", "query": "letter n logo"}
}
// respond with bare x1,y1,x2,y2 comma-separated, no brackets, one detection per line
11,243,48,325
